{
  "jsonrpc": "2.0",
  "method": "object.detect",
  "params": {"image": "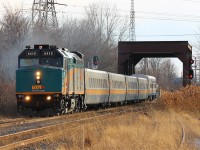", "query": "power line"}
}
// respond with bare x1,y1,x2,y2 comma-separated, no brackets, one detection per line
135,16,200,22
37,10,200,23
63,3,200,21
112,33,200,37
181,0,200,2
54,10,200,23
136,11,200,20
136,34,200,37
2,8,200,19
20,3,200,19
2,5,200,23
